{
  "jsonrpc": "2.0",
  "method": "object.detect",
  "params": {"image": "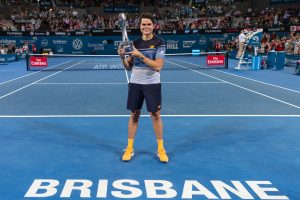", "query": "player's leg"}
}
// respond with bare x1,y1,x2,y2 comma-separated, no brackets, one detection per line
144,83,169,163
122,83,144,161
150,110,169,163
122,110,141,161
